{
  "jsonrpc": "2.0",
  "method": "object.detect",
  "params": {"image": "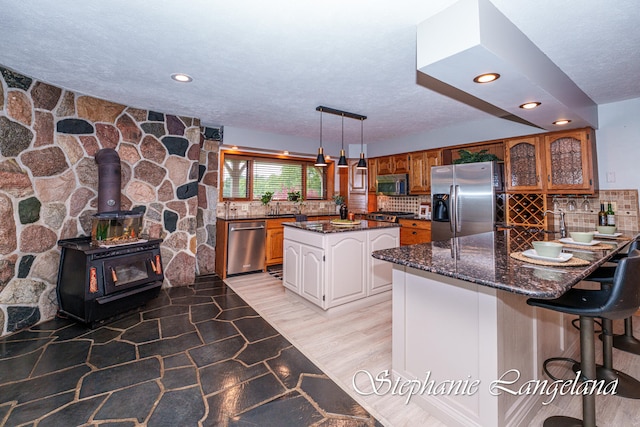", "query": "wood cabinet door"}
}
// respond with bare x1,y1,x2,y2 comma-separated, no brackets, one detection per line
409,150,441,195
409,152,428,194
376,156,394,175
543,129,594,193
504,137,544,192
393,154,410,174
265,228,284,264
367,158,377,191
425,150,441,193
